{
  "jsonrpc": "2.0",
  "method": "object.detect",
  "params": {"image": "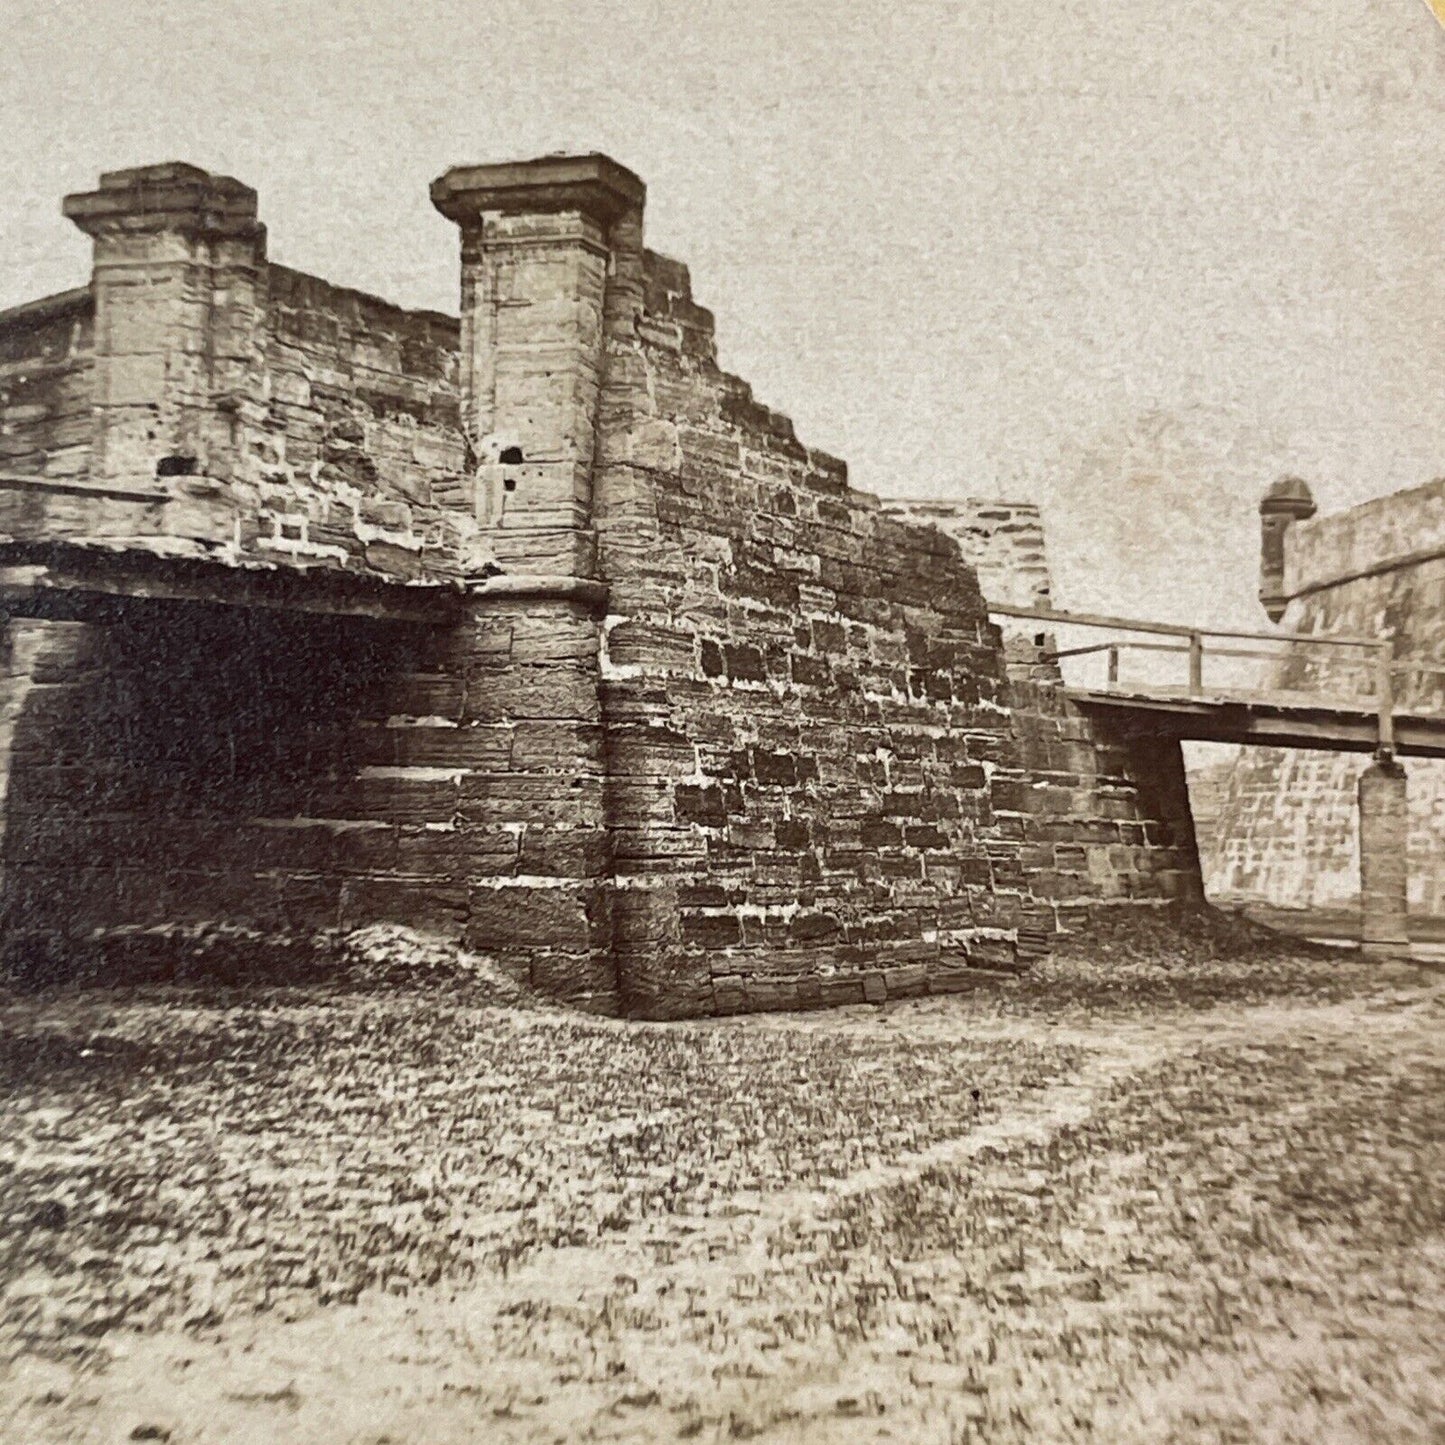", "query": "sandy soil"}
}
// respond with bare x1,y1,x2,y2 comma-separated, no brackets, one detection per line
1,932,1442,1443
